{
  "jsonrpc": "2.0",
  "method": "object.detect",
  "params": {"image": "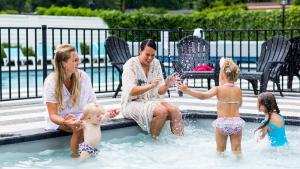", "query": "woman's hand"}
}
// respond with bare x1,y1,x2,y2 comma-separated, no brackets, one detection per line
64,114,81,131
150,76,161,88
176,82,189,92
165,76,176,88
